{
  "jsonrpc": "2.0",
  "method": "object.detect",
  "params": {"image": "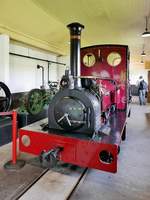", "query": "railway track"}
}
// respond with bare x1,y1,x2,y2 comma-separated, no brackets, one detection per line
0,142,87,200
16,164,87,200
